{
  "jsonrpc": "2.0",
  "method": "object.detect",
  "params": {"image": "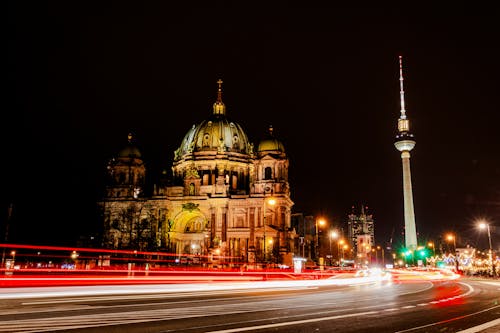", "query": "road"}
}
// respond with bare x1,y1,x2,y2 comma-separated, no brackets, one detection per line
0,273,499,333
